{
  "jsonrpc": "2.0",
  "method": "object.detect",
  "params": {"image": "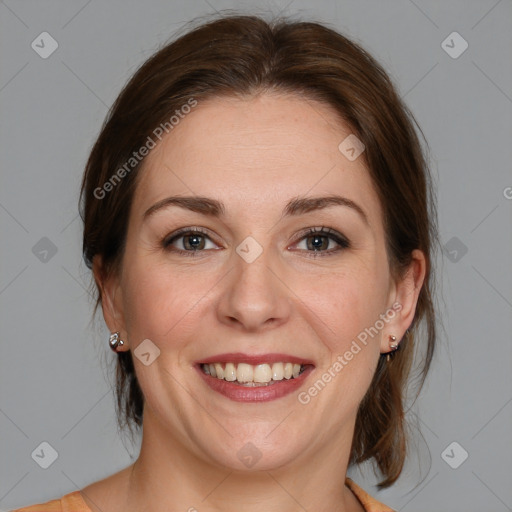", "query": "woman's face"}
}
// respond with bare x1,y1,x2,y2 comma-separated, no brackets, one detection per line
101,92,420,471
